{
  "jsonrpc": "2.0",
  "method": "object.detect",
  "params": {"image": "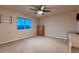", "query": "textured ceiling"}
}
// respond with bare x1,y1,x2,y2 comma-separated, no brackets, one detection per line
0,5,79,19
